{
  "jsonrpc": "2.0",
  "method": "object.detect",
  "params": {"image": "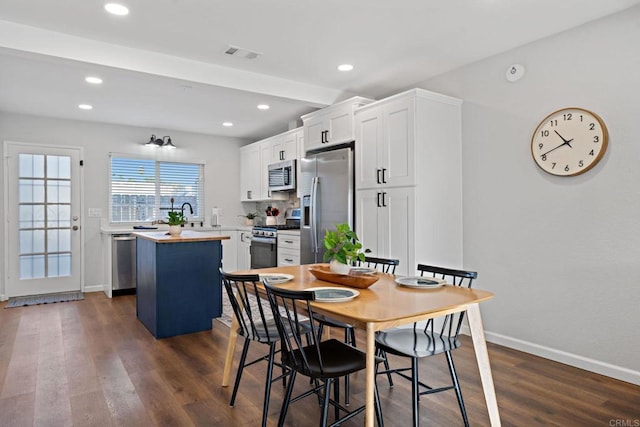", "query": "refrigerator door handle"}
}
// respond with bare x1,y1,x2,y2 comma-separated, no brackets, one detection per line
311,176,319,253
